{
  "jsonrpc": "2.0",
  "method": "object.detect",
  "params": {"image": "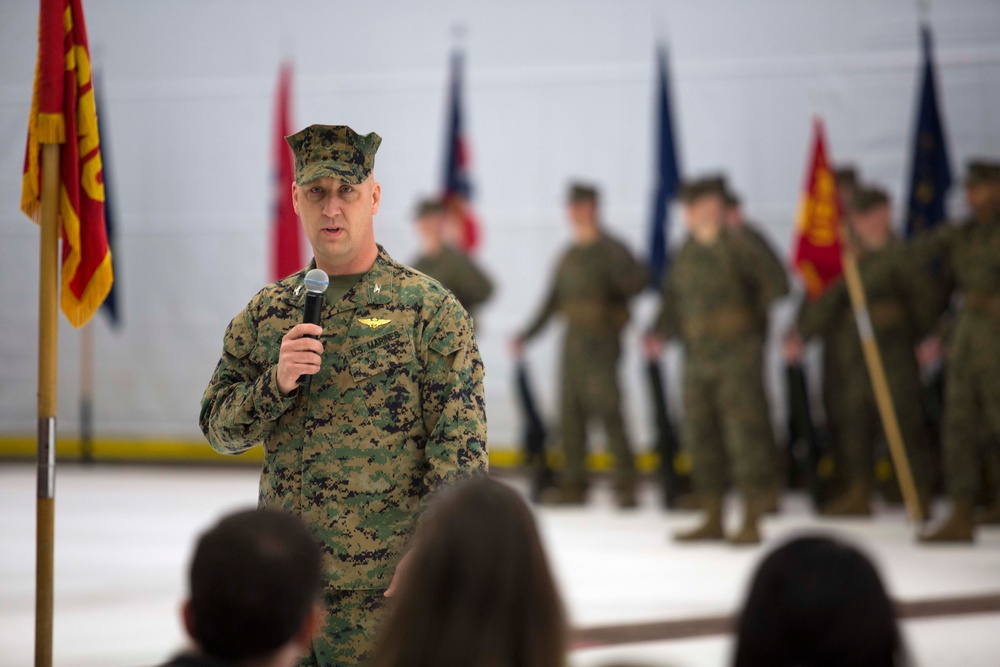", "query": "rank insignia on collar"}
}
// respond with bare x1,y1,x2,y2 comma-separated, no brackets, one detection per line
359,318,391,329
373,283,382,294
